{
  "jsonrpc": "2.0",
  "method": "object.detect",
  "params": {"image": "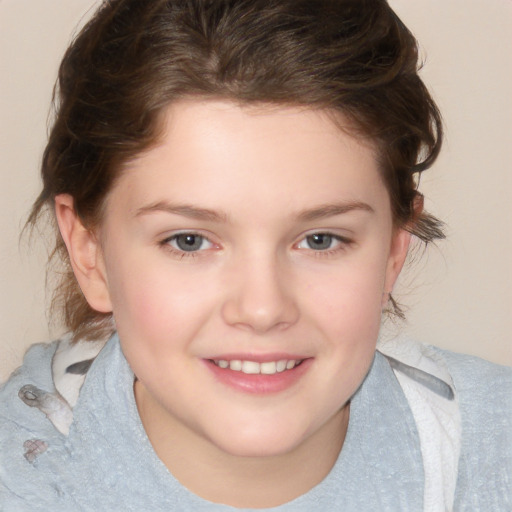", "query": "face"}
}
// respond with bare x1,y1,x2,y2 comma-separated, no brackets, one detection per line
69,100,409,459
